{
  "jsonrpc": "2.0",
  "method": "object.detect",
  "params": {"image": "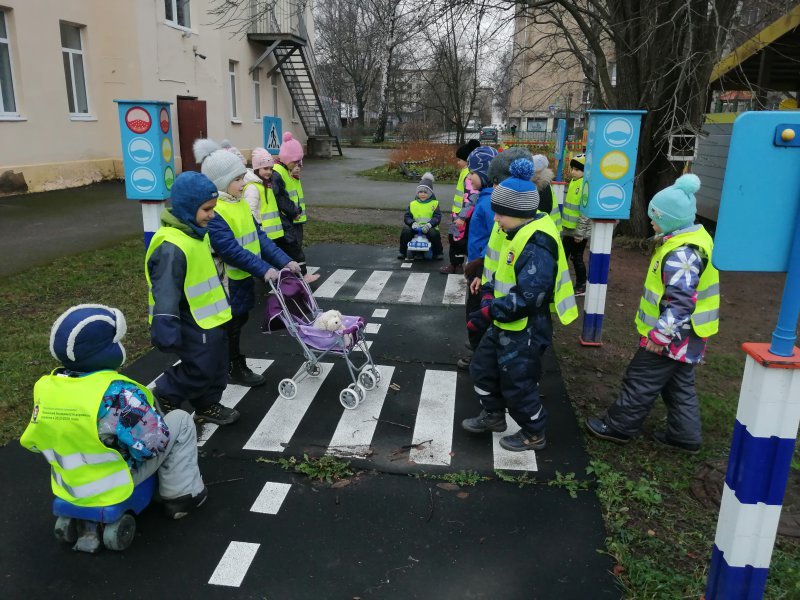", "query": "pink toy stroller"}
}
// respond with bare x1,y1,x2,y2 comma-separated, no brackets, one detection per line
263,269,382,409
